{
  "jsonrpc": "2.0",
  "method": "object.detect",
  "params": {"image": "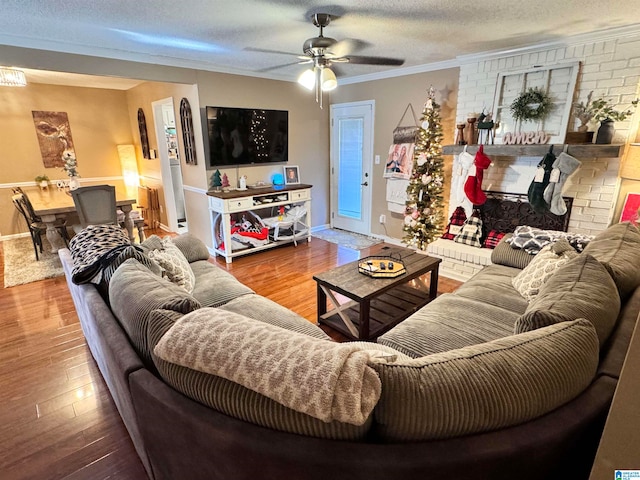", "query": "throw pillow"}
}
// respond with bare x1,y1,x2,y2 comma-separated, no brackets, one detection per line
511,239,578,301
171,233,211,263
441,206,467,240
483,229,506,249
148,237,196,293
515,253,620,347
490,234,535,270
453,211,483,247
